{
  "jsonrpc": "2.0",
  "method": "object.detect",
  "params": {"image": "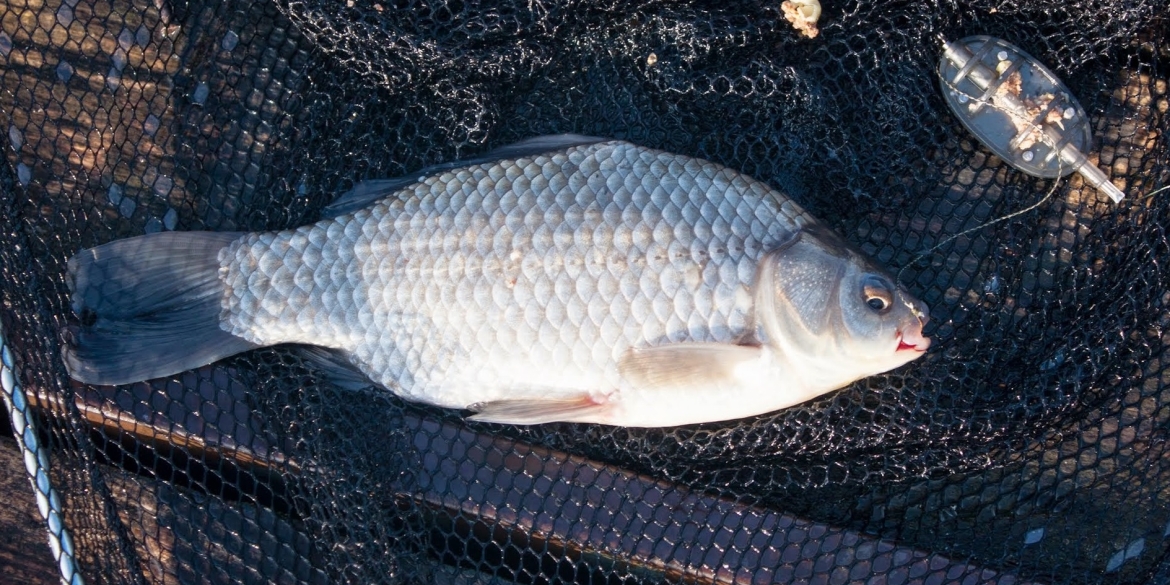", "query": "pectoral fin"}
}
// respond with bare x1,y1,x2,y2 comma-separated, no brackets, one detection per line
617,343,764,390
467,394,608,425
